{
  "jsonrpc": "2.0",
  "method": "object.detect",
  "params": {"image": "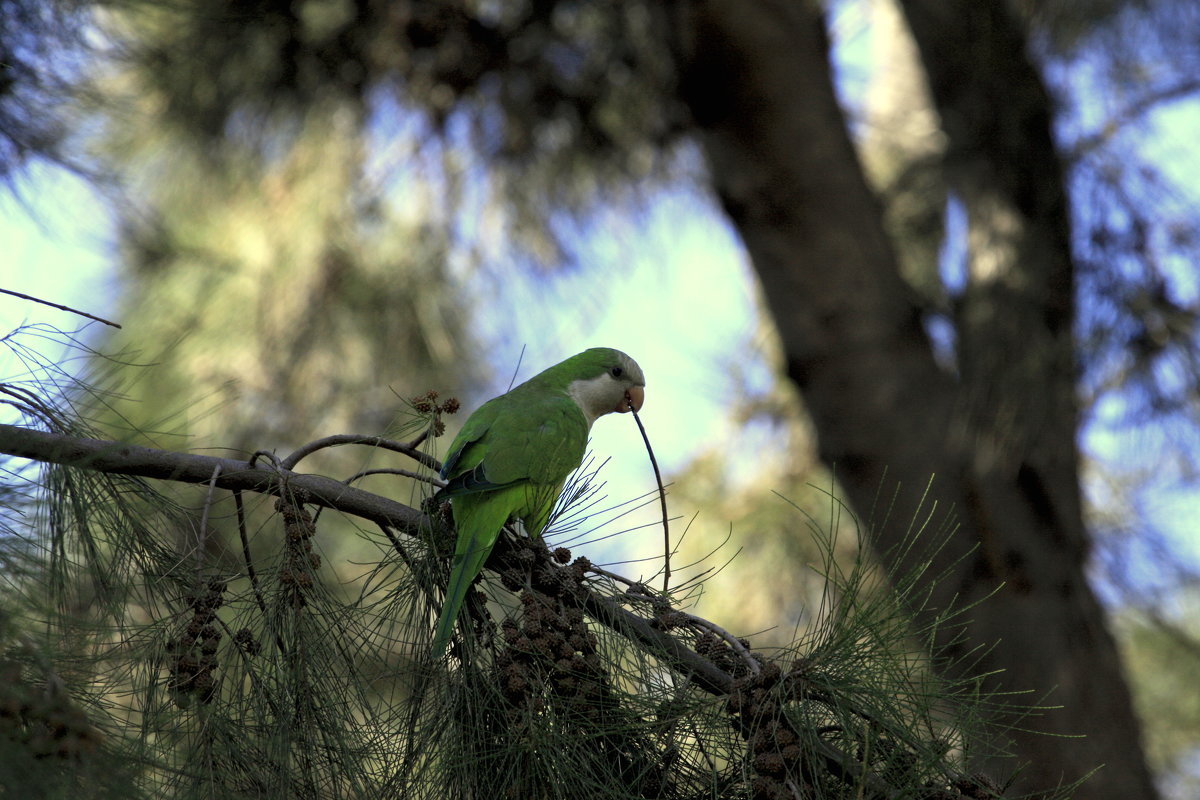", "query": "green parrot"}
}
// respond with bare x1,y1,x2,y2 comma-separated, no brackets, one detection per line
430,347,646,658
